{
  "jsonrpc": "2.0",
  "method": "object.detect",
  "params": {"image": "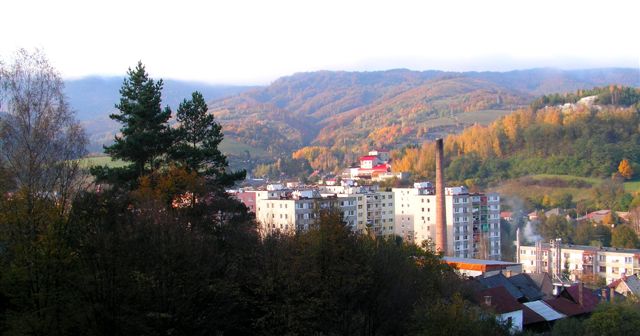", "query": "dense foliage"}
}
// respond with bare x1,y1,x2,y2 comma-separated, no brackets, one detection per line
0,180,515,335
530,85,640,111
392,90,640,185
552,302,640,336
